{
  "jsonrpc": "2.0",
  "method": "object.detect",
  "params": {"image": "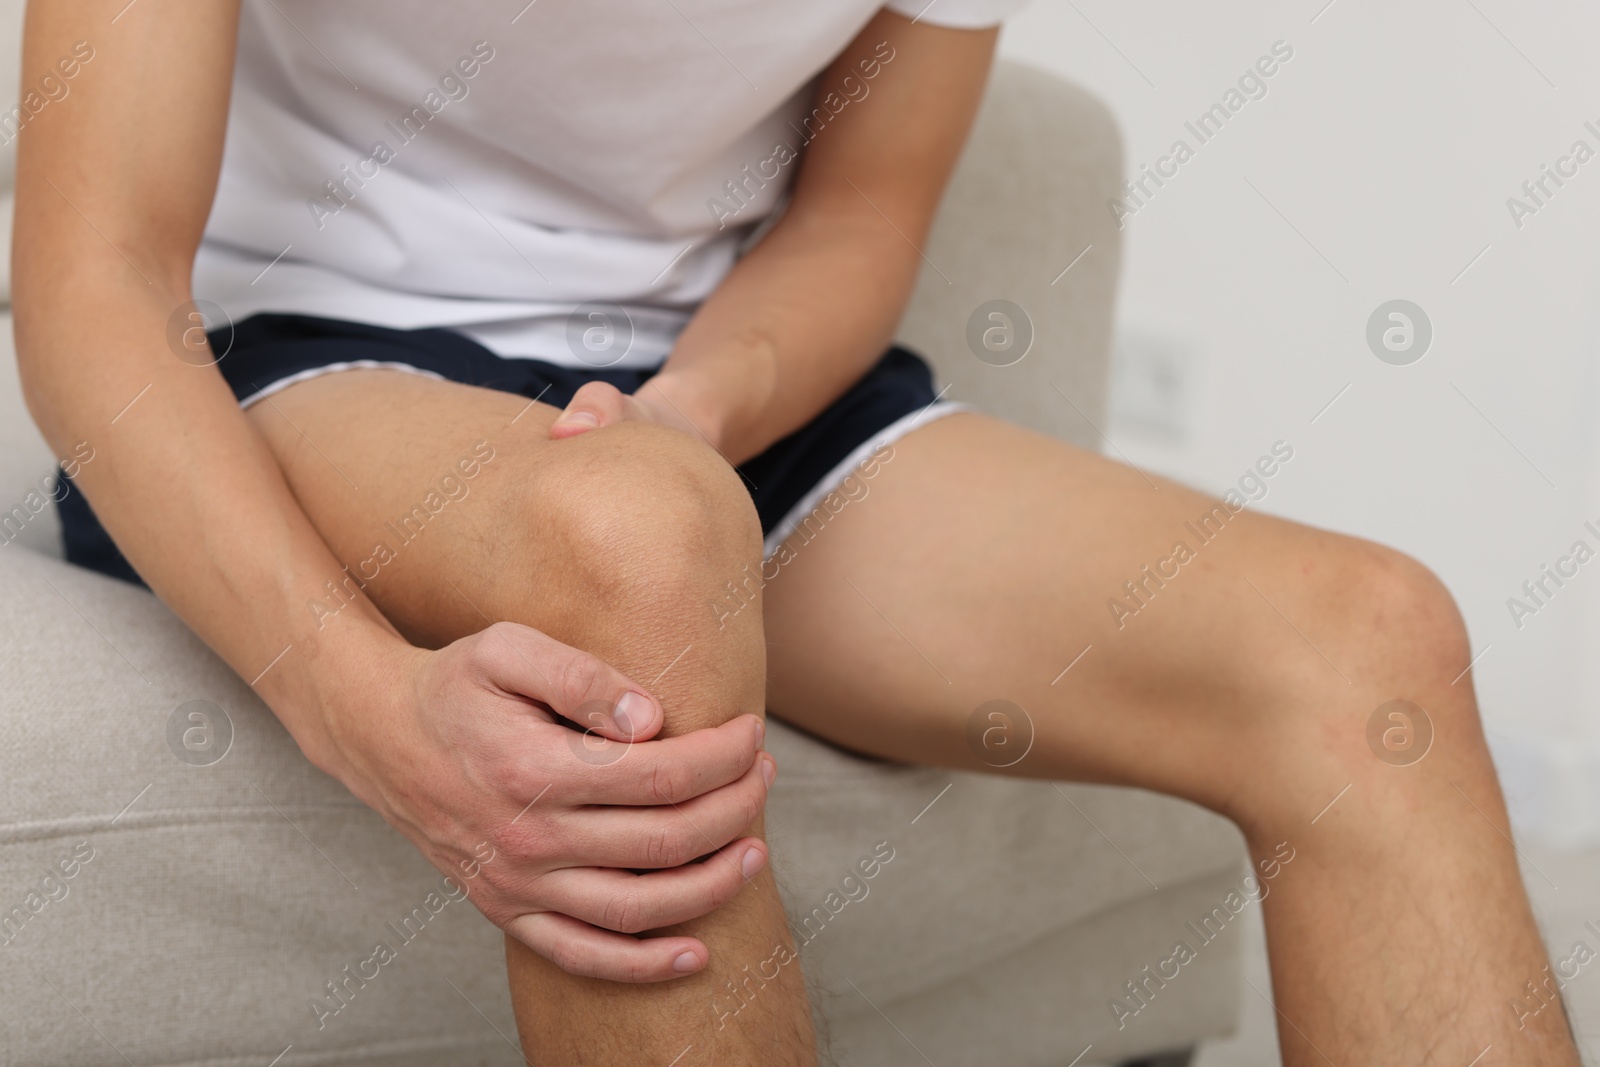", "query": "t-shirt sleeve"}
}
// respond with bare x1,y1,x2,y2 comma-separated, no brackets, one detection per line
882,0,1030,28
